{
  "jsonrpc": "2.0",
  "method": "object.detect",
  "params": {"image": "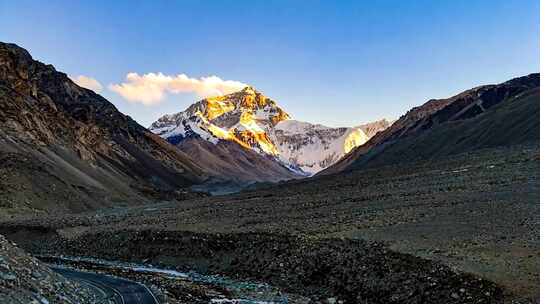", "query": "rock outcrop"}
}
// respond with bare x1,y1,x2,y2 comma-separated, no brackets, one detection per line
0,234,99,303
